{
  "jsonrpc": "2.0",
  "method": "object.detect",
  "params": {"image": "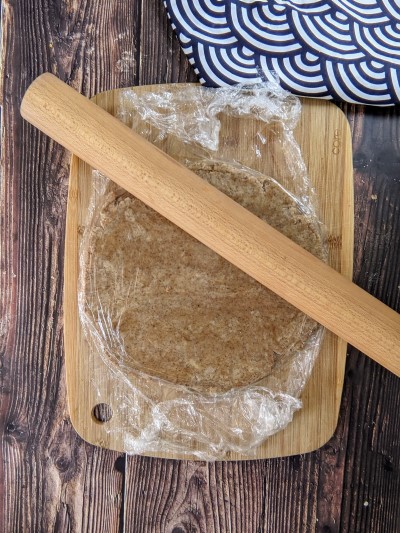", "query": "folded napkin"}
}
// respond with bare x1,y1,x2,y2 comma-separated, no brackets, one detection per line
163,0,400,105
